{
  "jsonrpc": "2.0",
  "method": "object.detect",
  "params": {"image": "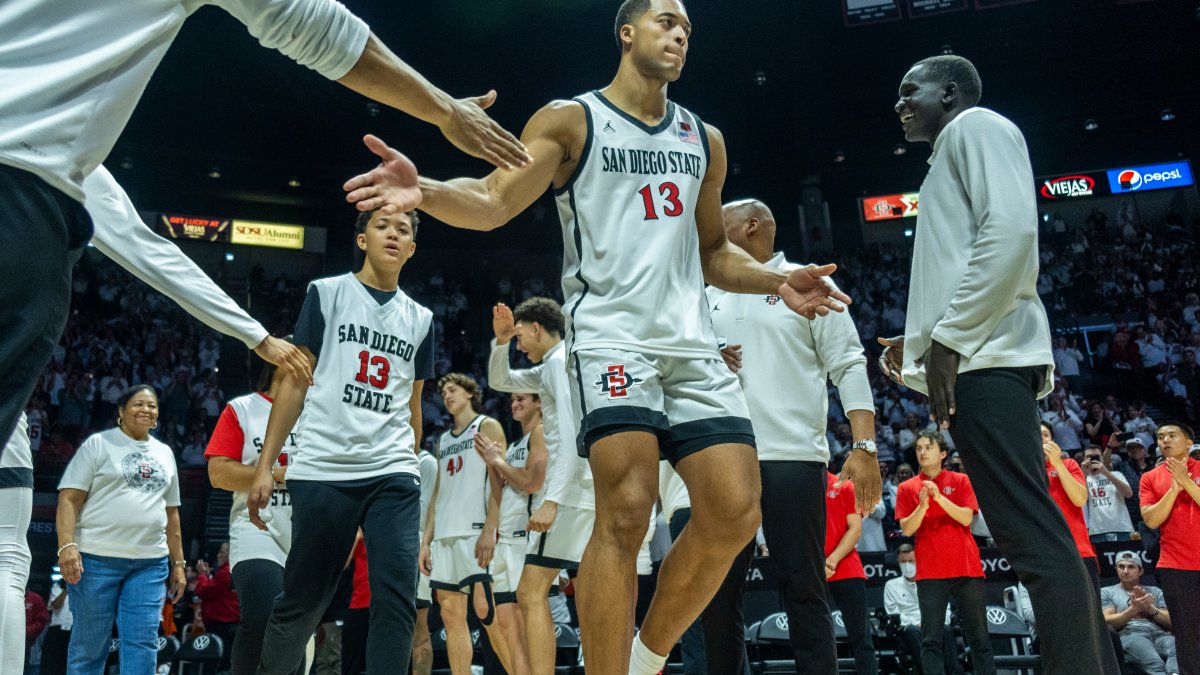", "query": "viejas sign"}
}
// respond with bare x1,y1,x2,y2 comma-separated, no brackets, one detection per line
1037,172,1109,202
